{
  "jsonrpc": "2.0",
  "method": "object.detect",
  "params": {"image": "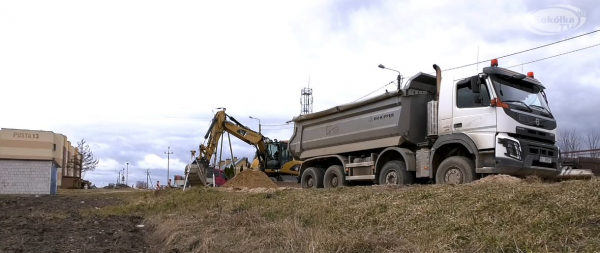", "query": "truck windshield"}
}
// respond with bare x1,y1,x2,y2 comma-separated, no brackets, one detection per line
491,75,552,117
